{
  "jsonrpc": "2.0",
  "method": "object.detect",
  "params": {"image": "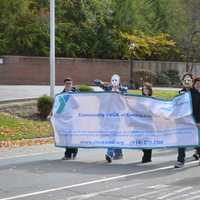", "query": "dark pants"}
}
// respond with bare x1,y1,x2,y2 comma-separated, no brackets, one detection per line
195,147,200,155
142,149,152,162
177,148,186,163
64,148,78,159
